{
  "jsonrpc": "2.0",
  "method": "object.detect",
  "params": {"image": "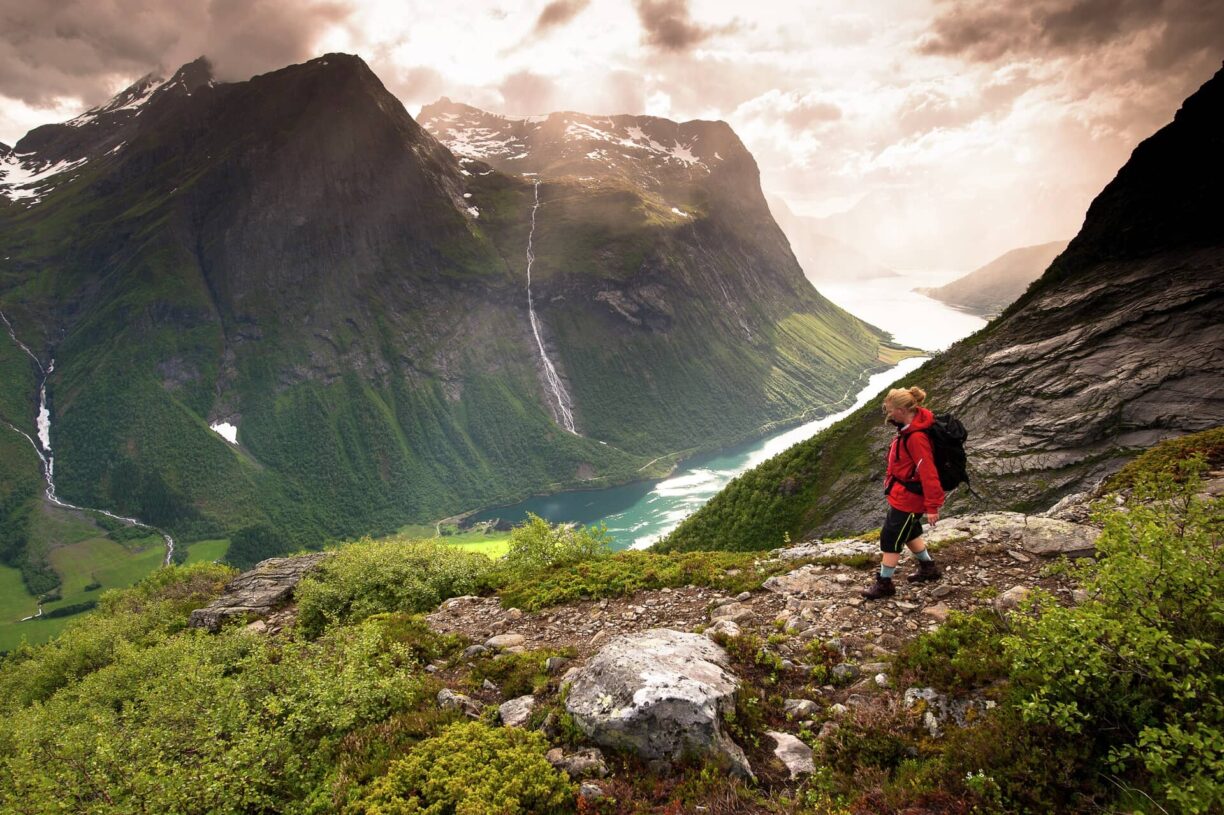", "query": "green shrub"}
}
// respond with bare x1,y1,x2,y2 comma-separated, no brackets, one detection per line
1105,427,1224,491
502,514,612,577
353,721,574,814
1006,464,1223,814
295,540,495,638
468,648,573,698
892,610,1011,695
